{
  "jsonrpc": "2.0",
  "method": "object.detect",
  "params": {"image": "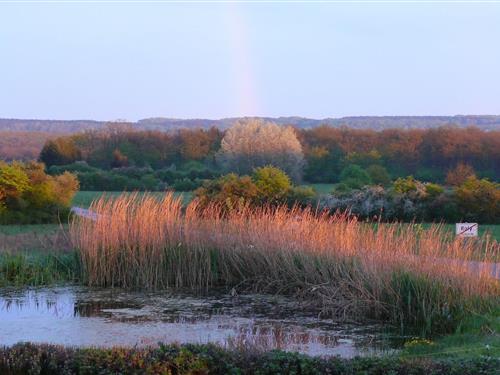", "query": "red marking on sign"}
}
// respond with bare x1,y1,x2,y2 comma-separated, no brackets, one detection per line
459,223,477,236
